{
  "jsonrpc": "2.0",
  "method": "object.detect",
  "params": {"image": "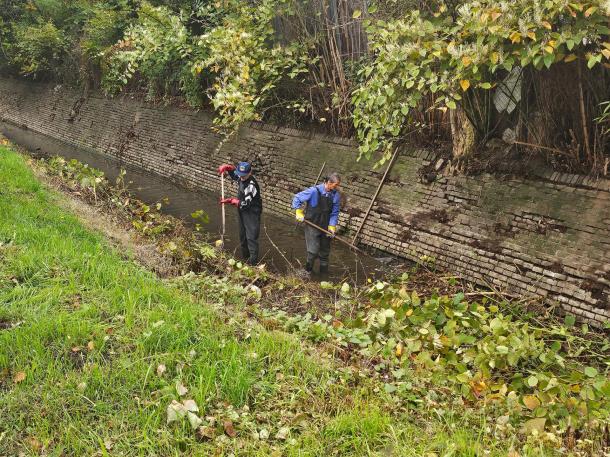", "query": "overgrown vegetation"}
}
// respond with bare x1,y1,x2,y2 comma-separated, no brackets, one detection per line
1,138,607,454
1,0,609,173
